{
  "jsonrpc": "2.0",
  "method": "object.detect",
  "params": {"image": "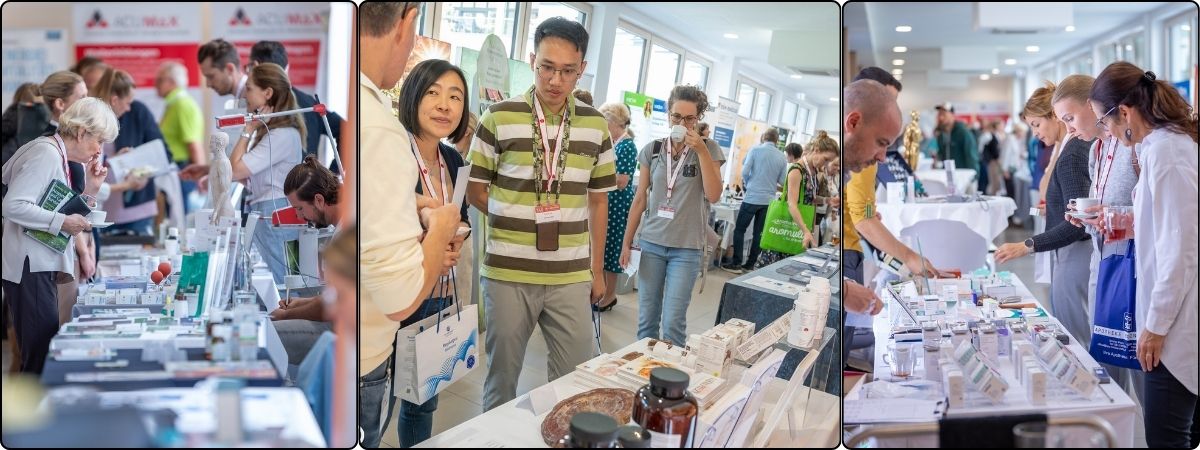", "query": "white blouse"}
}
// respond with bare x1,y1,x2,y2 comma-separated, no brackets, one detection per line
1133,127,1198,395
